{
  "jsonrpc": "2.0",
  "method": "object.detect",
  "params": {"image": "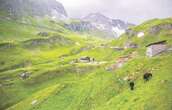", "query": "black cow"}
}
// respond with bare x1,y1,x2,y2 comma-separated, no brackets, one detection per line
129,81,135,90
143,73,152,81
